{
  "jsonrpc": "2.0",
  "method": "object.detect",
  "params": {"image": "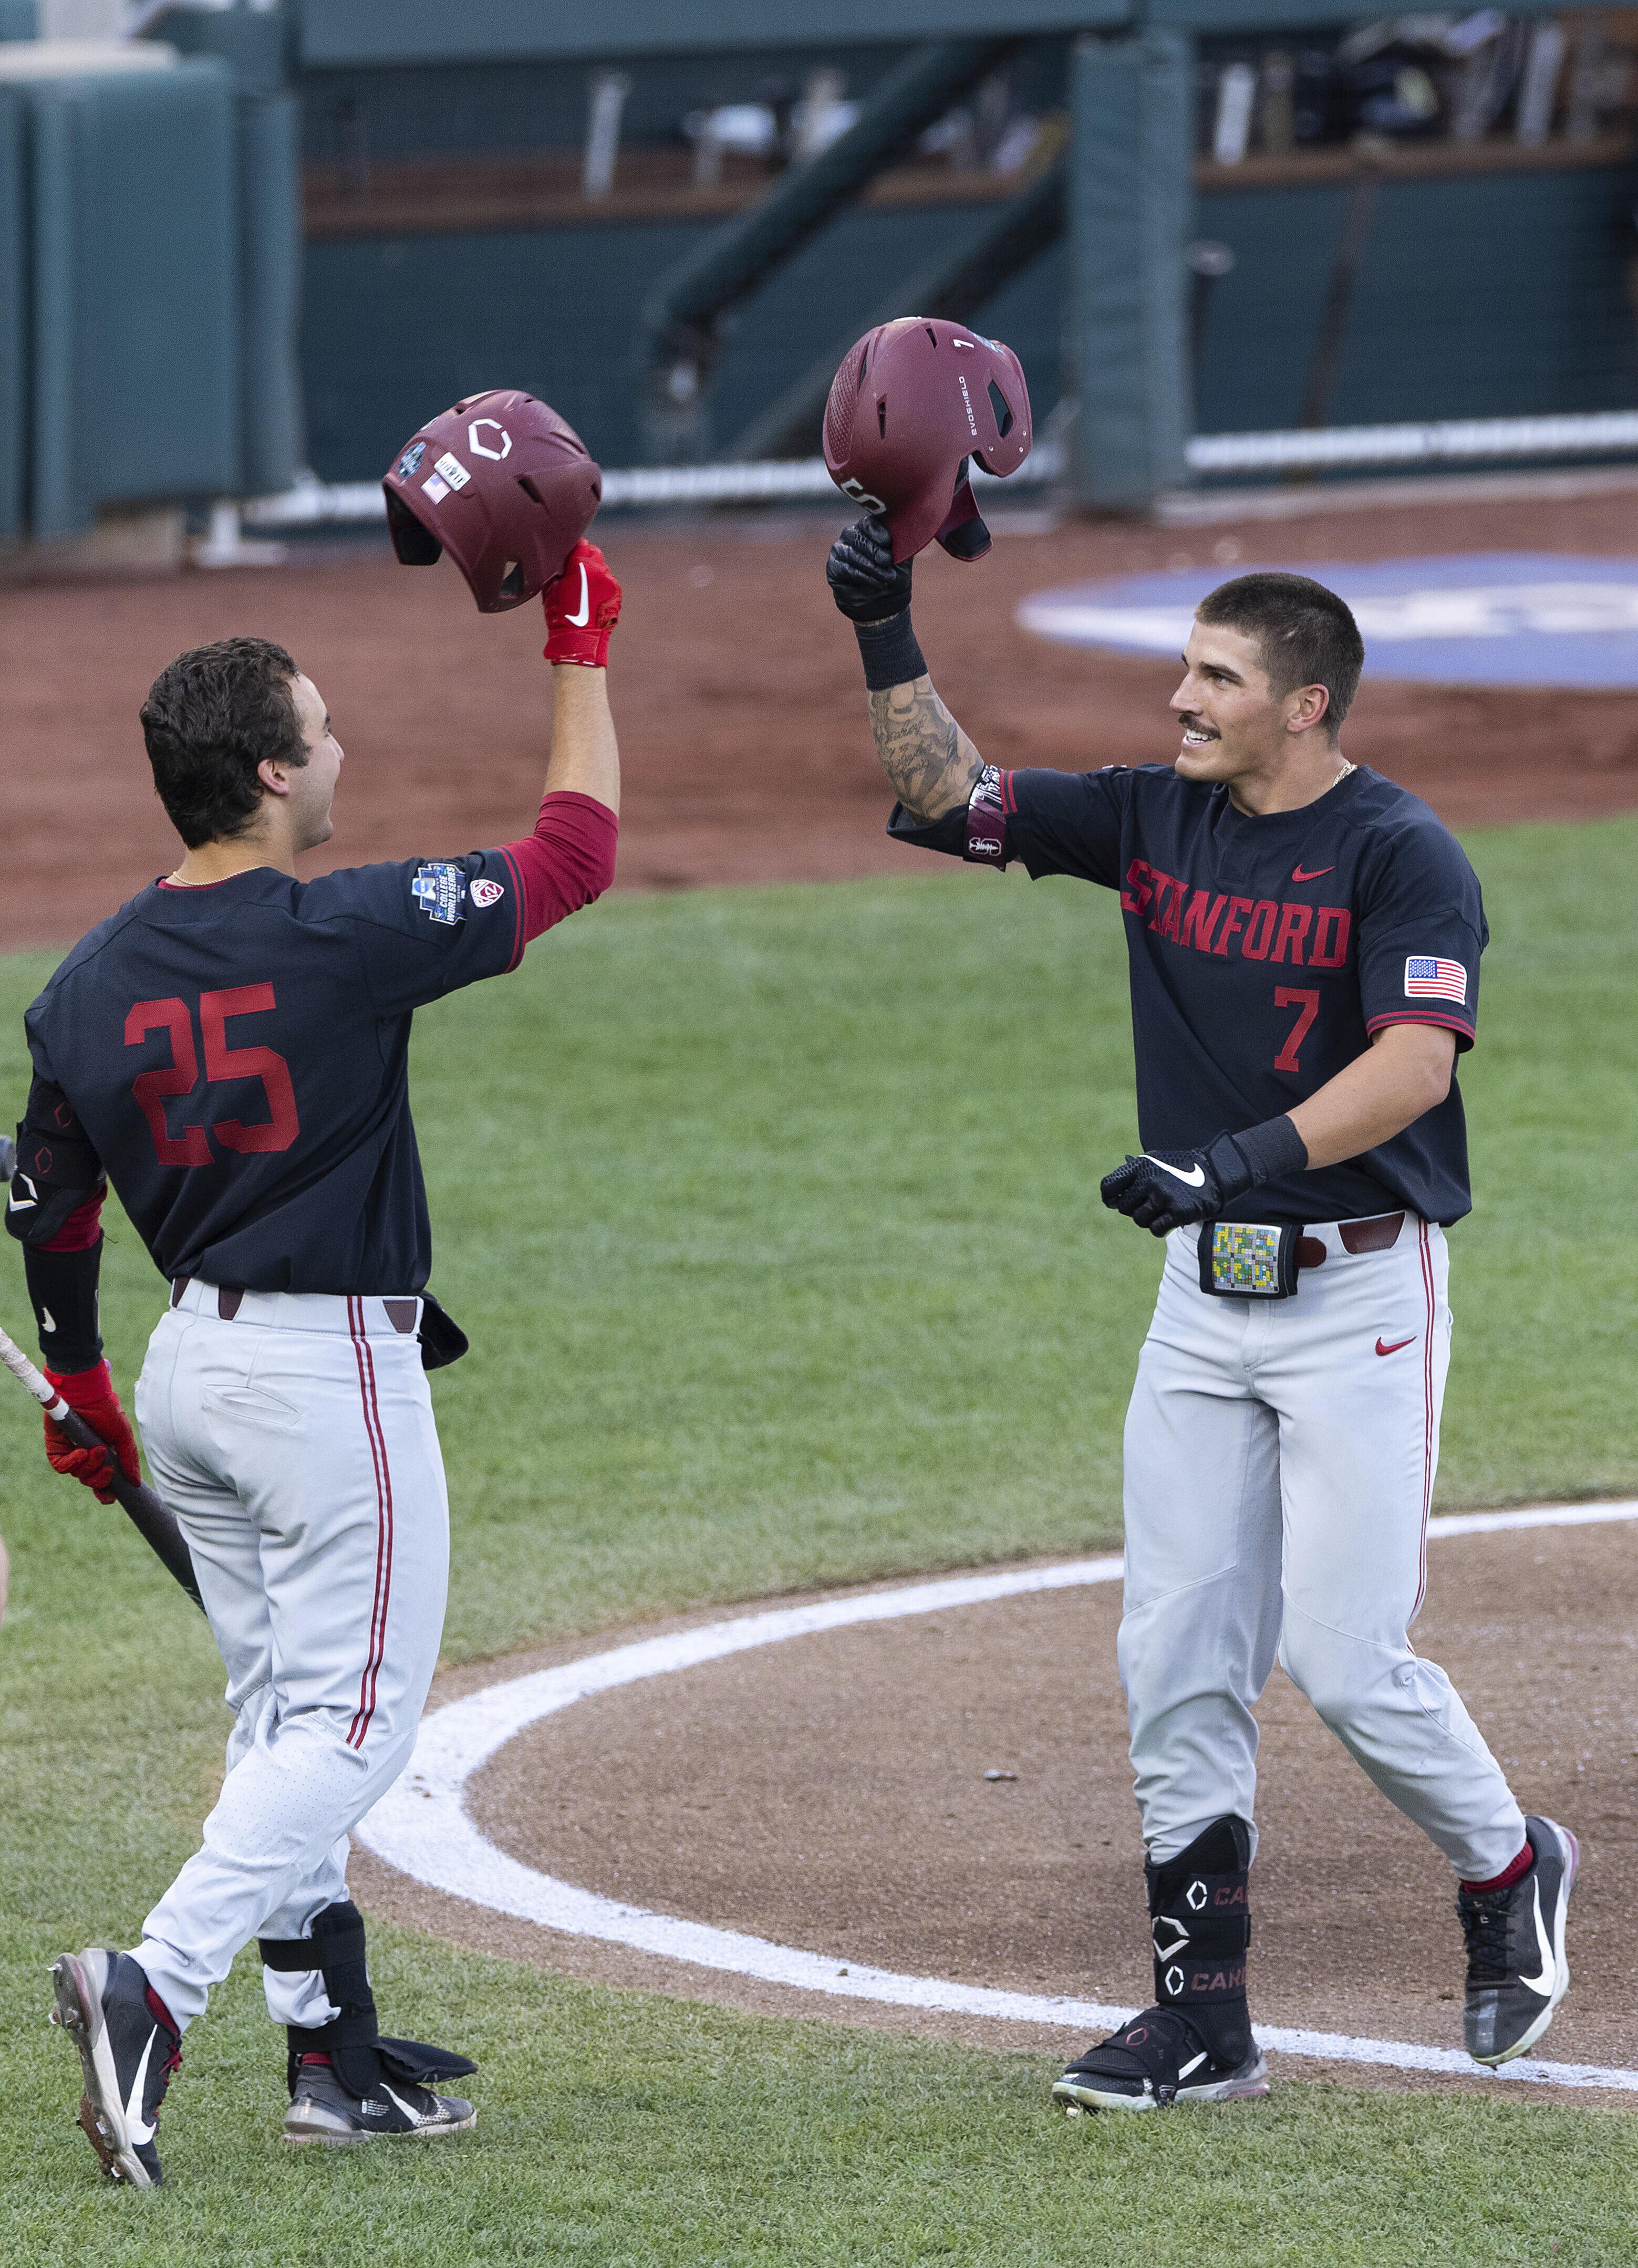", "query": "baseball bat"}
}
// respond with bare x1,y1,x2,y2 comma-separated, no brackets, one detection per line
0,1317,205,1614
